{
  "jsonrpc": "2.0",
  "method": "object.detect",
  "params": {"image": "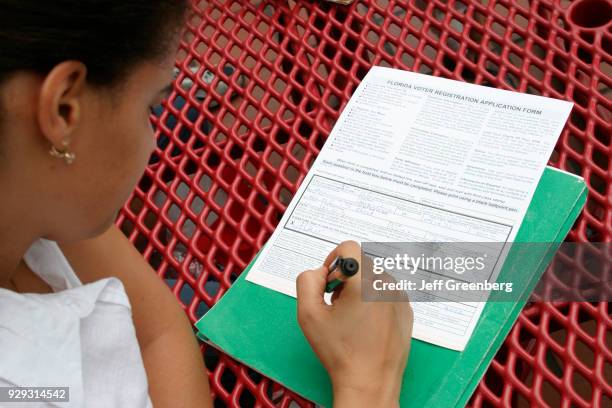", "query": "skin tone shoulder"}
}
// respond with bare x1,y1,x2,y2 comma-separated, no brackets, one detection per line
0,34,413,407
